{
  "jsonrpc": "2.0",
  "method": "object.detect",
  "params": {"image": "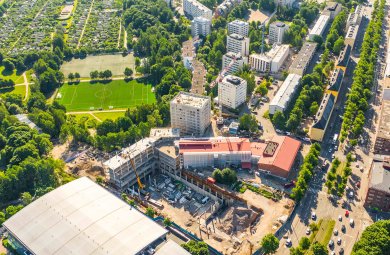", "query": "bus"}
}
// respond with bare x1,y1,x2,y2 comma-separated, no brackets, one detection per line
333,134,338,144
